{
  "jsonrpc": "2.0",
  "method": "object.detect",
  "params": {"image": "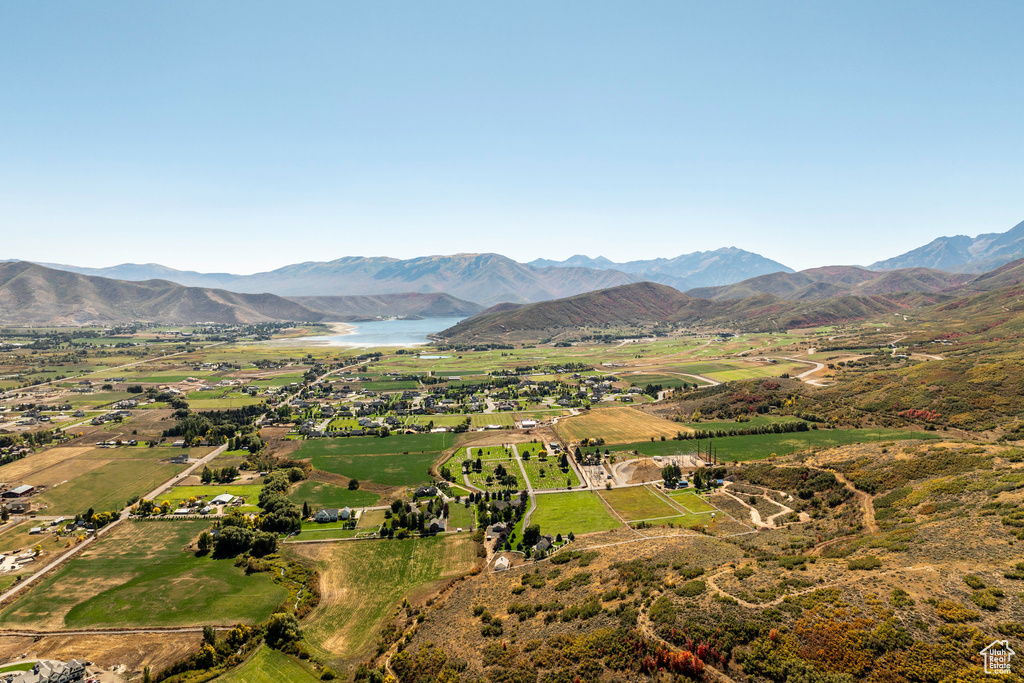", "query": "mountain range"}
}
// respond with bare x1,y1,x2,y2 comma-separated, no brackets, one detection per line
20,218,1024,307
440,256,1024,342
37,254,641,307
529,247,793,290
0,262,482,325
0,262,323,325
869,218,1024,272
